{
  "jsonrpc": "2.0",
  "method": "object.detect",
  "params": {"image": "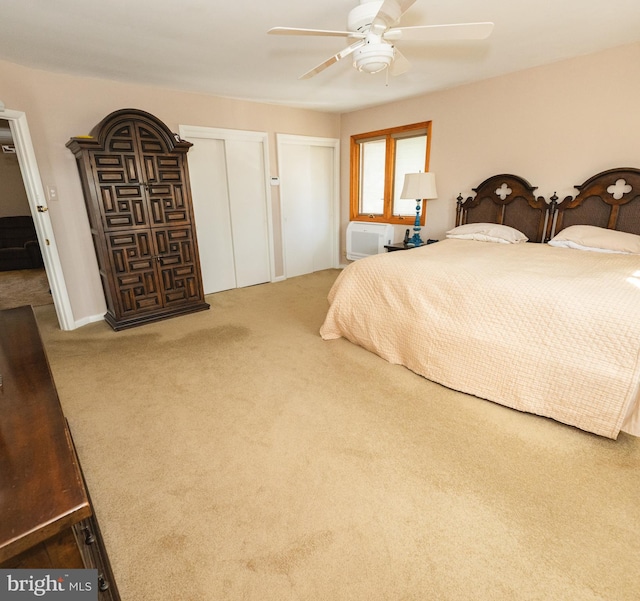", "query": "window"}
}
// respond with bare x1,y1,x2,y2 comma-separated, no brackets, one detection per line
350,121,432,225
